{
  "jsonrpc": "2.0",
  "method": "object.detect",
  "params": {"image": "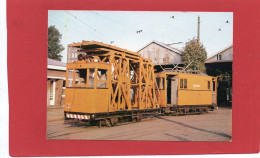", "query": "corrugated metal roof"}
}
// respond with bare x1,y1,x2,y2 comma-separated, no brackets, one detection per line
207,44,233,60
138,40,182,55
48,58,66,67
